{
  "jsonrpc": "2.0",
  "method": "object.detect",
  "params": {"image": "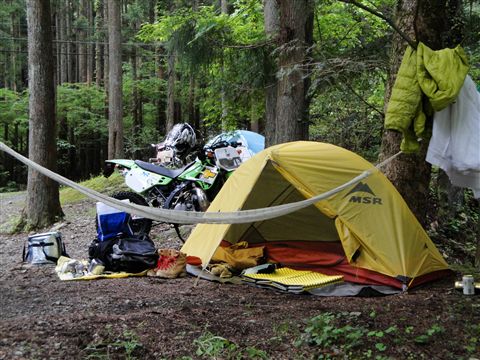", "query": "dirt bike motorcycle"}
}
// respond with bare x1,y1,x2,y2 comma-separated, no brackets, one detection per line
103,140,245,236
